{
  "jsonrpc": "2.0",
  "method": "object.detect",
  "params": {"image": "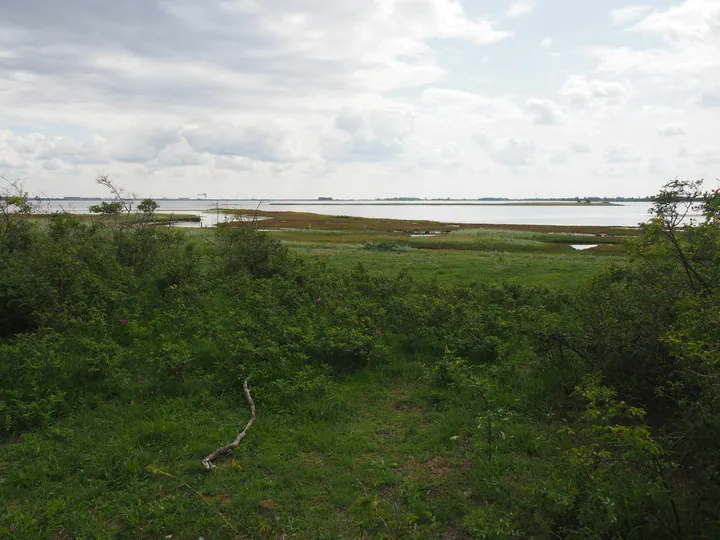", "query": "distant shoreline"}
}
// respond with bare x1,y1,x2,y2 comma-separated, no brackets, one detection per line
270,202,624,207
34,198,649,203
